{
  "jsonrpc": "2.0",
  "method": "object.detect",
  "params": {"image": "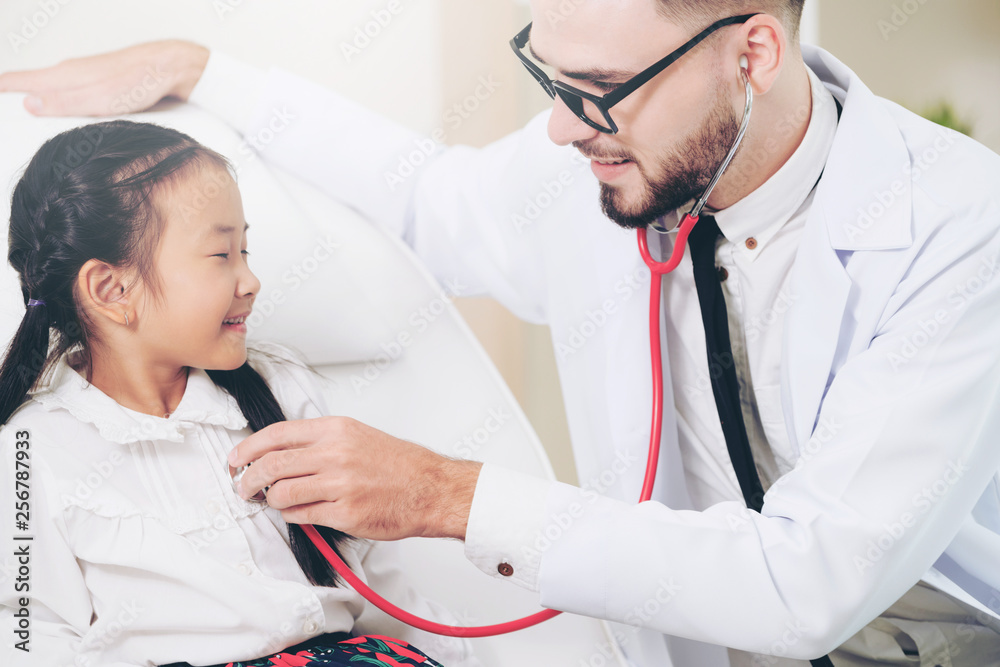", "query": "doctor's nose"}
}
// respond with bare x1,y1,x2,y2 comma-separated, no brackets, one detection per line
547,95,601,146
